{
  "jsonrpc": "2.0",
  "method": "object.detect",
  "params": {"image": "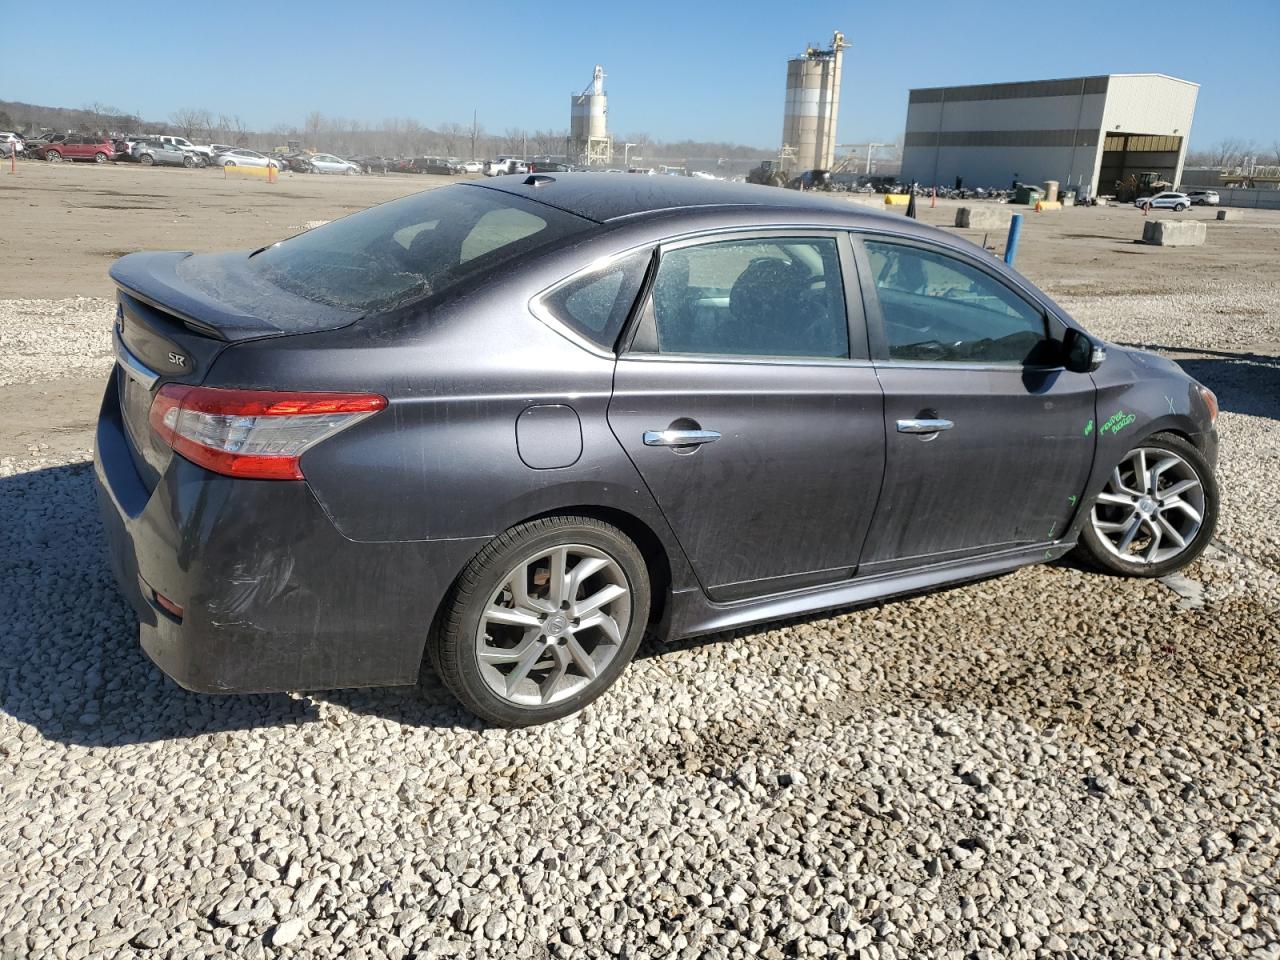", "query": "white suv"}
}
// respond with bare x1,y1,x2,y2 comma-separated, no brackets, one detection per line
1186,189,1220,206
157,135,213,159
1136,191,1191,212
483,157,527,177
